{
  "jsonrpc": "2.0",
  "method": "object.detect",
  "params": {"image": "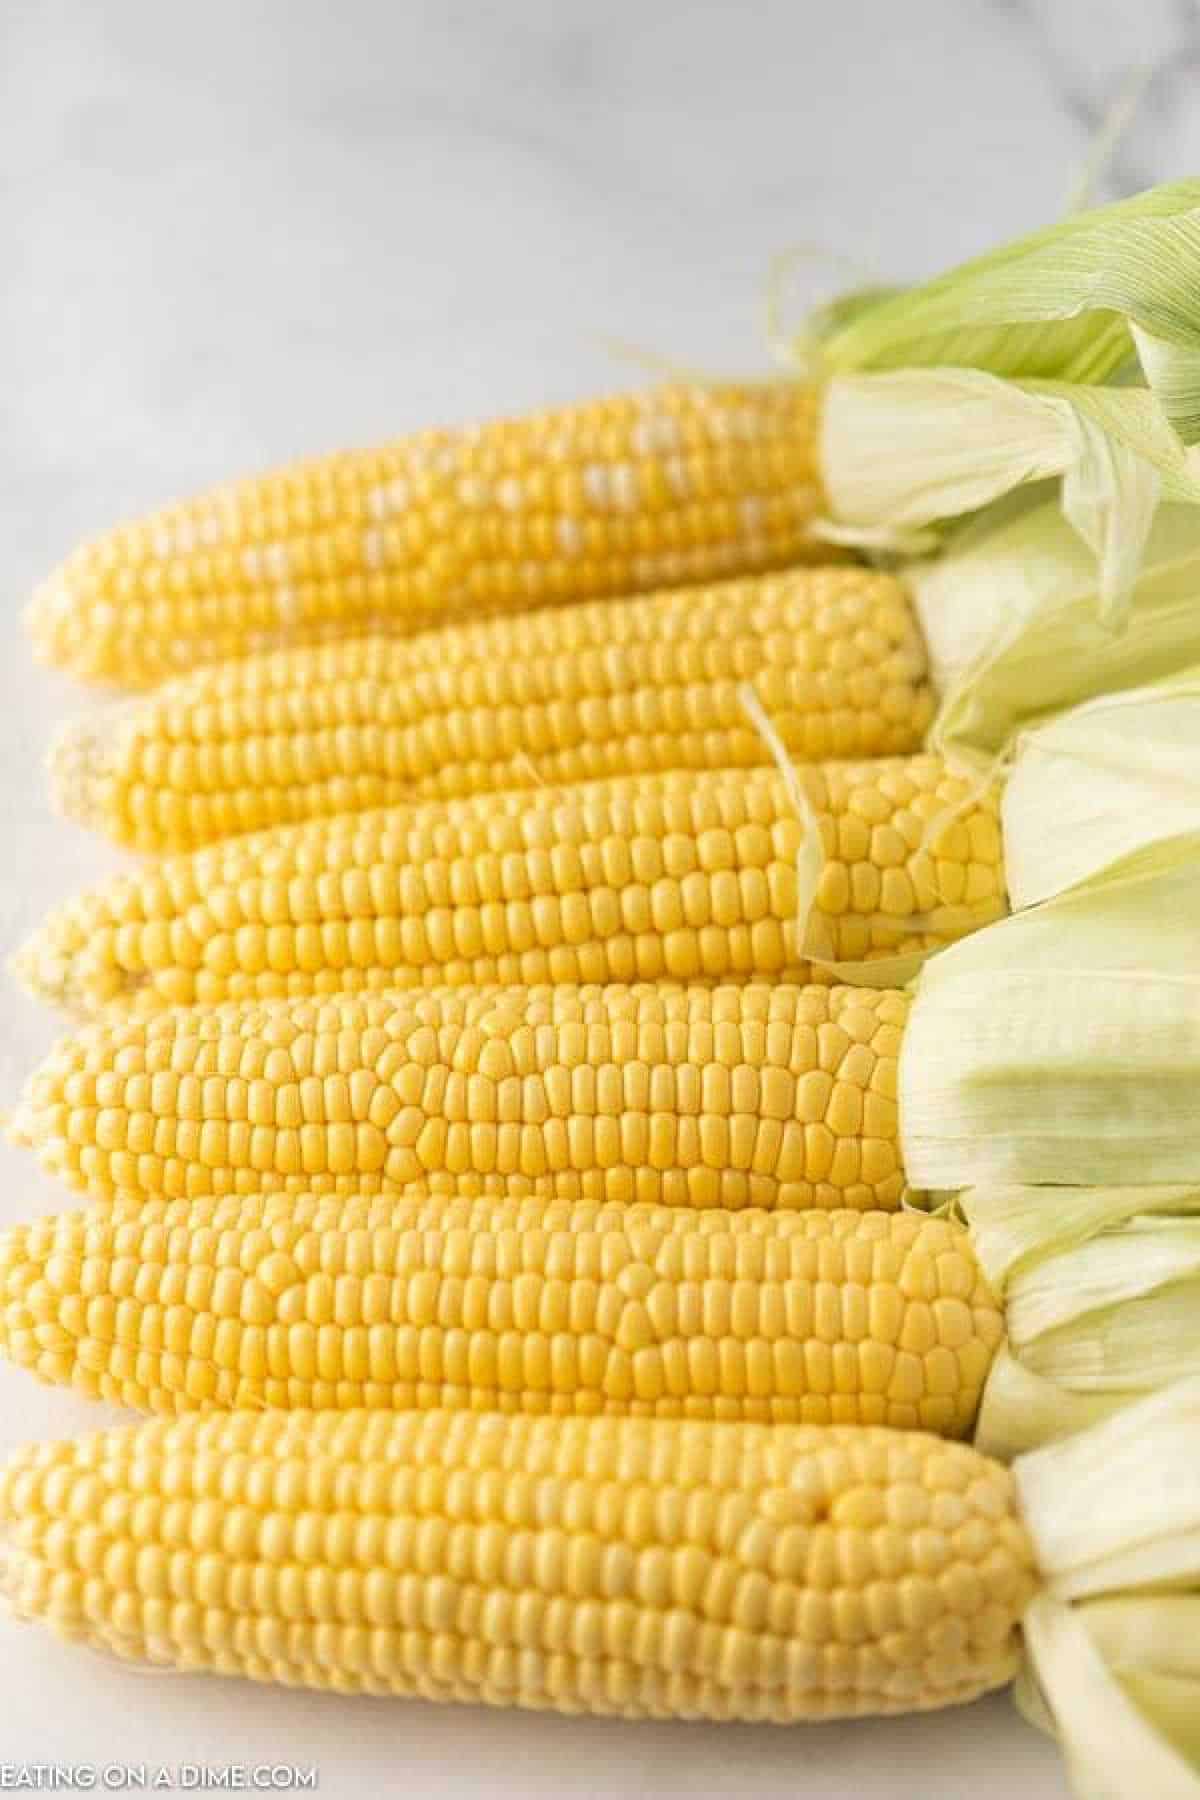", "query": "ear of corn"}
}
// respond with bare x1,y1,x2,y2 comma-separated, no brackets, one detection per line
49,567,934,853
0,1408,1036,1717
0,1194,1002,1435
5,1387,1199,1770
15,758,1006,1016
10,982,910,1212
27,383,825,689
9,1177,1196,1457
